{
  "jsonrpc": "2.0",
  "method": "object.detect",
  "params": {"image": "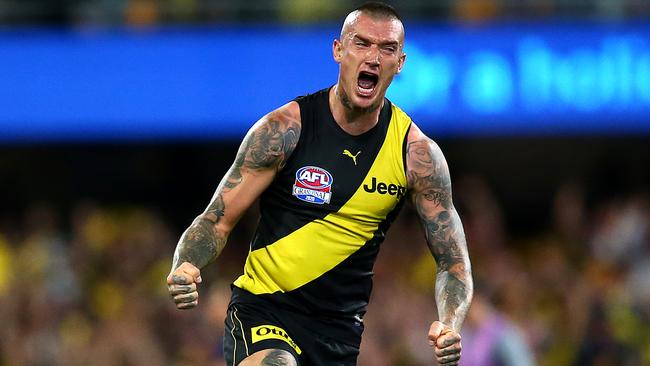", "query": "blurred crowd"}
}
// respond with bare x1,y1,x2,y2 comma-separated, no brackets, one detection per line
0,174,648,366
0,0,648,26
